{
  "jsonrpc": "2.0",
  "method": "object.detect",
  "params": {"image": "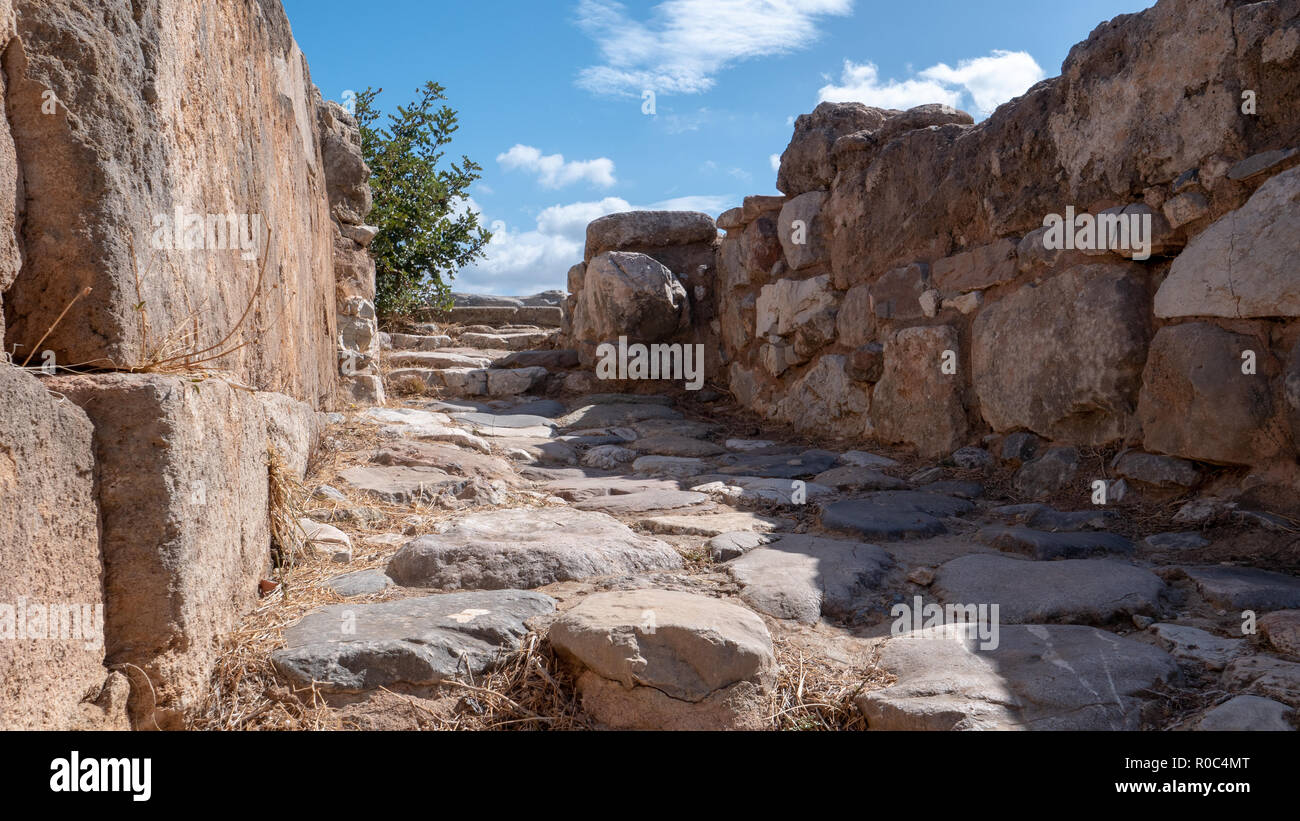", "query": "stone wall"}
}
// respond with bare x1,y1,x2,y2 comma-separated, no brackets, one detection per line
698,0,1300,501
0,0,338,405
0,1,354,728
